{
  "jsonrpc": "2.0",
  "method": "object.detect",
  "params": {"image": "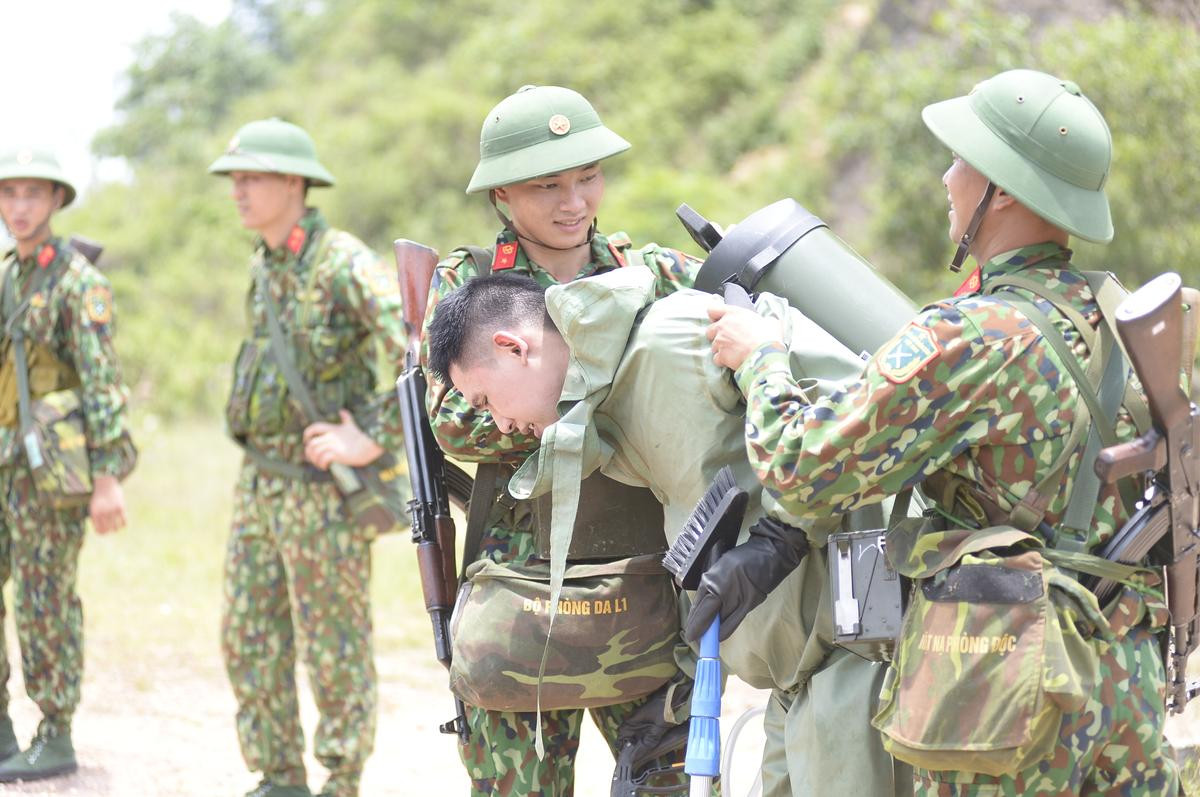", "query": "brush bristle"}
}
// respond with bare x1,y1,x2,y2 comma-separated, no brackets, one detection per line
663,466,738,580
